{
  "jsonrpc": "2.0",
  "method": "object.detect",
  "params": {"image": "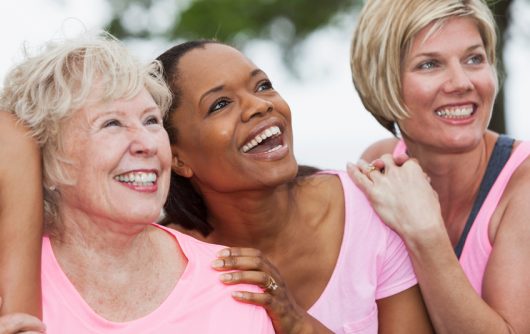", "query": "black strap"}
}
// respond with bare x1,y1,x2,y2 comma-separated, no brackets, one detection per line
454,135,515,258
